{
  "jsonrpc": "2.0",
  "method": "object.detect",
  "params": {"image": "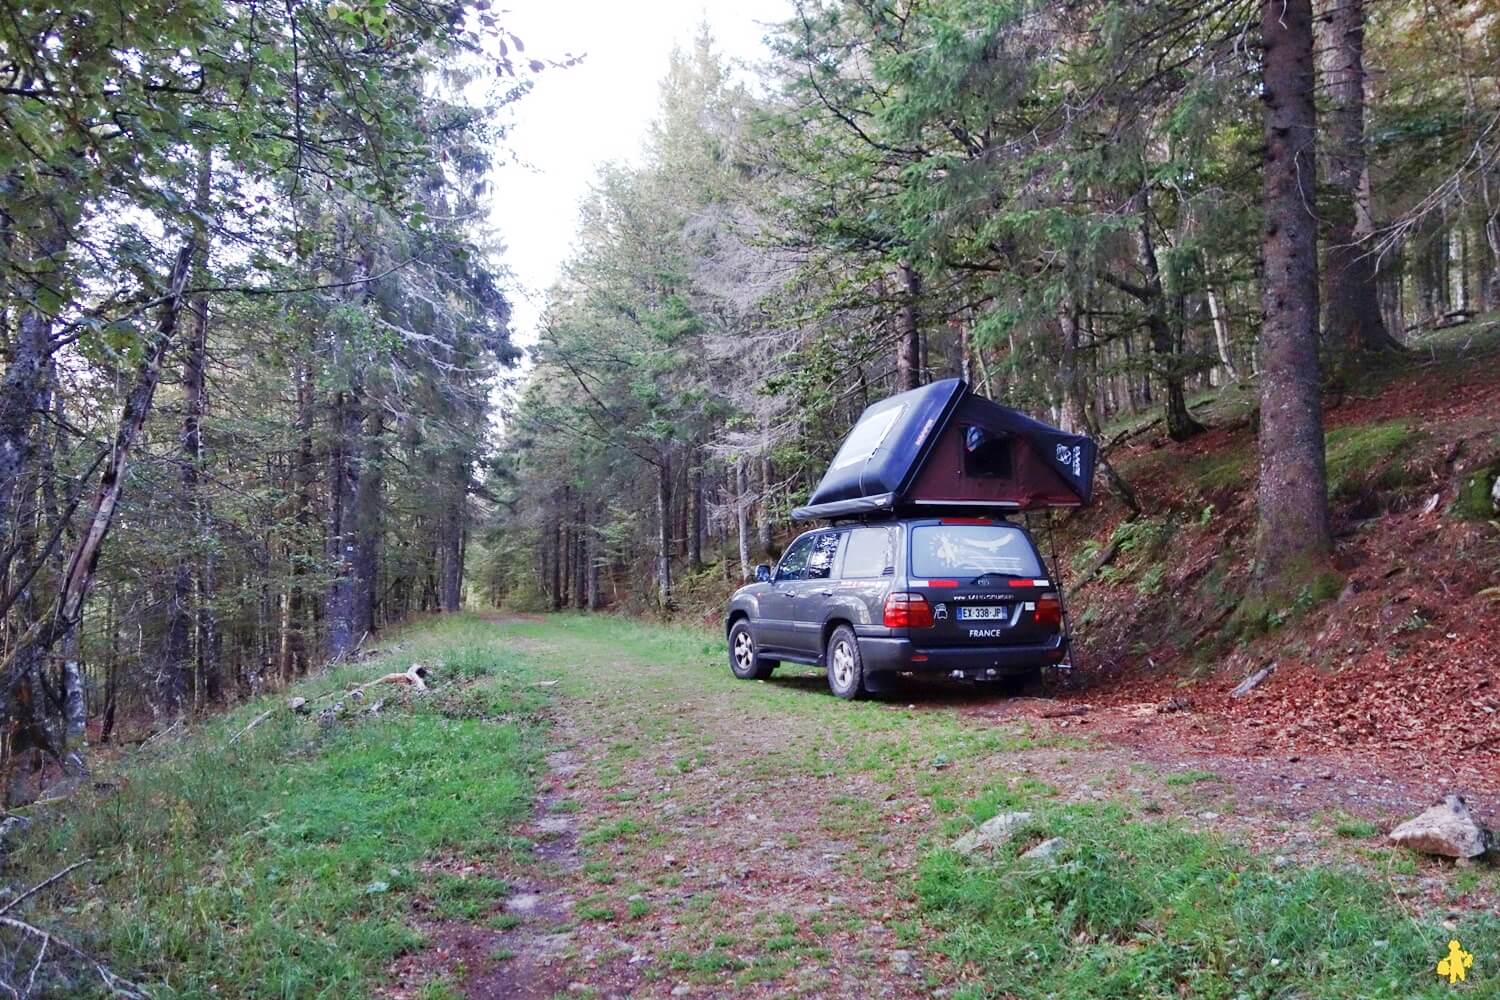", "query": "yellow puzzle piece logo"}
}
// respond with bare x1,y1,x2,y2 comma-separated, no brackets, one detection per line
1437,939,1474,985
